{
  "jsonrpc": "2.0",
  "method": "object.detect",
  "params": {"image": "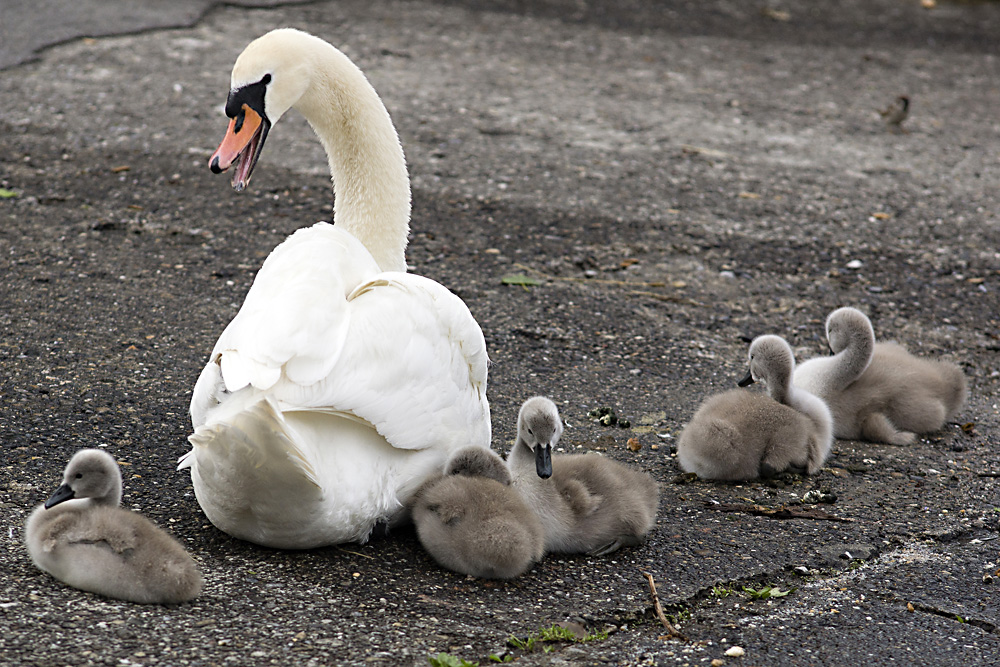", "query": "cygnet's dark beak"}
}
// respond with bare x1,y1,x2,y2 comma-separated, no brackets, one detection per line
44,483,75,509
738,370,755,387
535,443,553,479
